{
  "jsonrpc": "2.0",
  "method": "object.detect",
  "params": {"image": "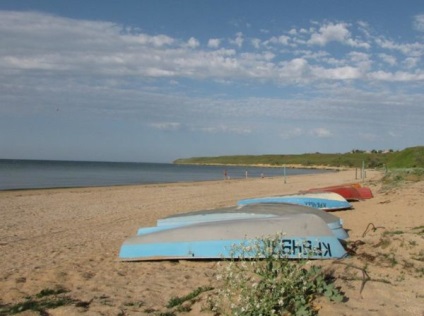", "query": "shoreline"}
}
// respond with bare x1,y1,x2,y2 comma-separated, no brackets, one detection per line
1,169,423,315
0,166,341,193
0,161,340,192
